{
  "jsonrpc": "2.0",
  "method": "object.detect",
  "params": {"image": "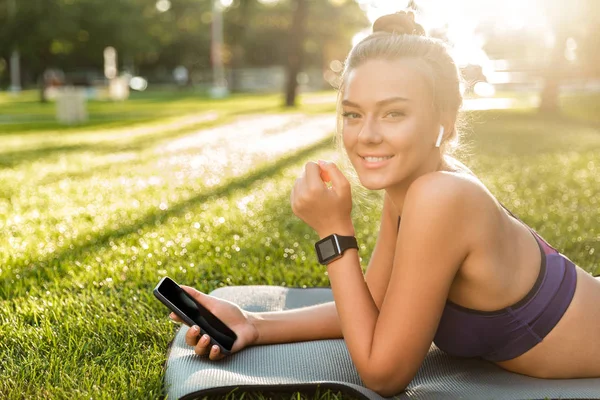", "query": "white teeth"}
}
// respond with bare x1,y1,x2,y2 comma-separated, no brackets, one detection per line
363,156,392,162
